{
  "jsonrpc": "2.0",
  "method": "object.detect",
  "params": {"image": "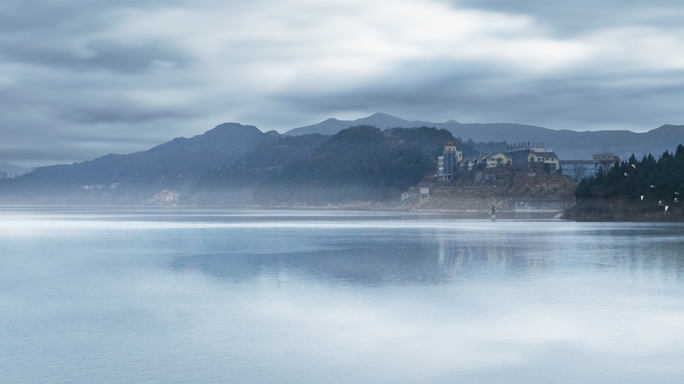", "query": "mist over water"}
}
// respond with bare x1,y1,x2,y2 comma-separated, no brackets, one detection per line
1,207,684,383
